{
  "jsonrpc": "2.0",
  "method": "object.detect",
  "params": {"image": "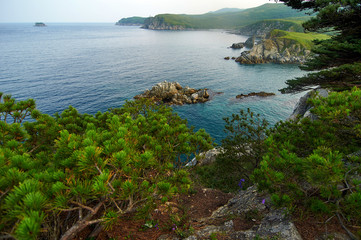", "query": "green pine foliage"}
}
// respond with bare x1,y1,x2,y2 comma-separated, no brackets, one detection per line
253,87,361,228
0,95,213,239
194,108,269,192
